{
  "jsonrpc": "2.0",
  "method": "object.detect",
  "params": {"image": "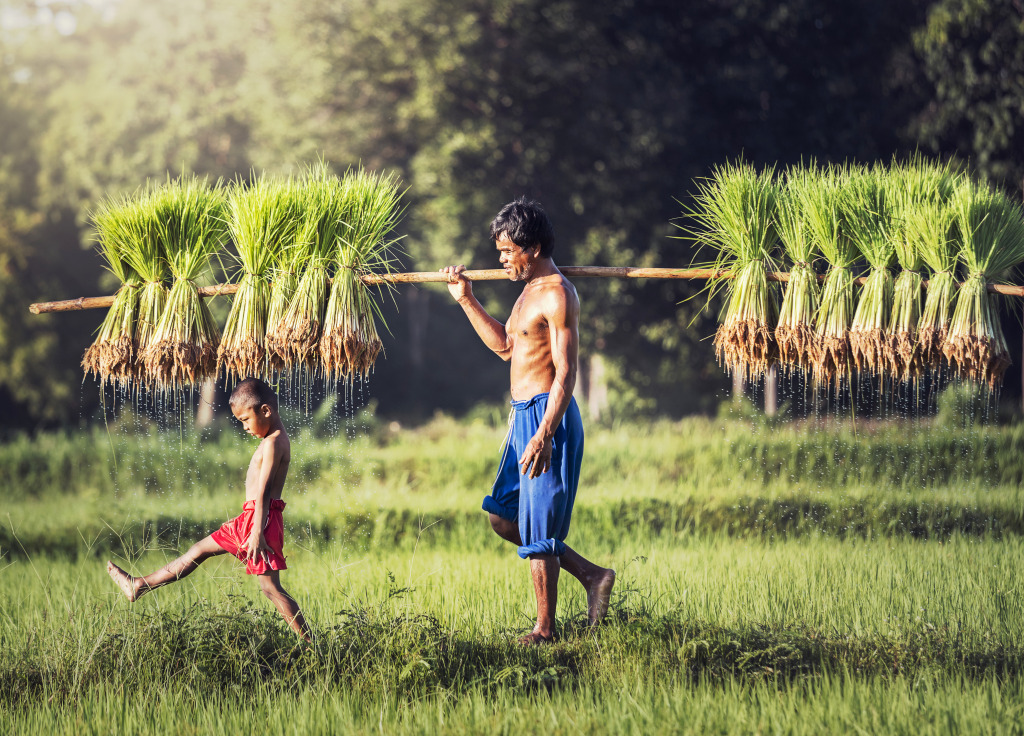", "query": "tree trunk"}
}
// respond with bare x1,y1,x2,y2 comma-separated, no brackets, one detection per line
586,352,610,423
732,370,746,402
764,365,778,416
195,378,216,428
